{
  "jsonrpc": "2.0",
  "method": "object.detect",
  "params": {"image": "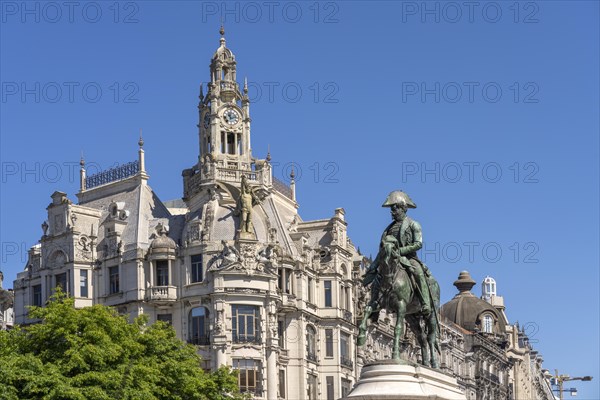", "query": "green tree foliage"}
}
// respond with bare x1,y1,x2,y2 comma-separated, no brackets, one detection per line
0,290,244,400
